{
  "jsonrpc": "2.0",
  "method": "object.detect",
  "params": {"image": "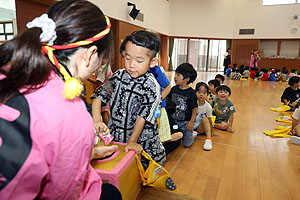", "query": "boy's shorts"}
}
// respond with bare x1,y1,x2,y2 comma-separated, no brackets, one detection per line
157,108,171,142
214,117,229,124
173,120,194,147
